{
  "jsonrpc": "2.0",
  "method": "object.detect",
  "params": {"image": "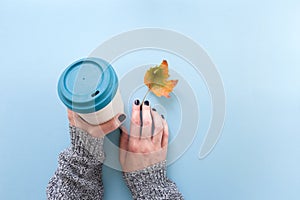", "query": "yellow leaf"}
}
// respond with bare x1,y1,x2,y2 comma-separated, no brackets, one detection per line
144,60,178,98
